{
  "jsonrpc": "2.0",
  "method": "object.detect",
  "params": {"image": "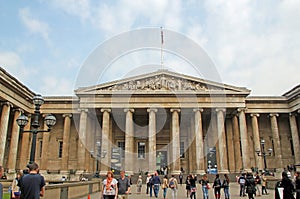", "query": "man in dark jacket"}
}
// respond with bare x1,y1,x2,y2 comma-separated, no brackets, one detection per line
282,171,295,199
245,173,256,199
